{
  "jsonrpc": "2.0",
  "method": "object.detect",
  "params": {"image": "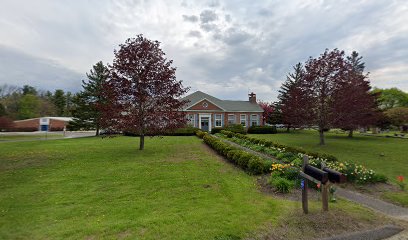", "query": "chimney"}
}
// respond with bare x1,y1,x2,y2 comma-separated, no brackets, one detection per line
249,92,257,103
